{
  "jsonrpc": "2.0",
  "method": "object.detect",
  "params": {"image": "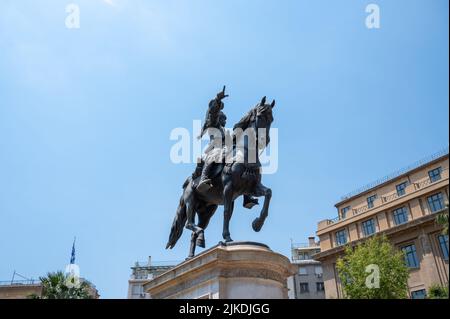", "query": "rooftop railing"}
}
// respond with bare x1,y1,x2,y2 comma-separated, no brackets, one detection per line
291,243,310,248
0,279,40,286
339,147,449,201
132,260,180,268
323,167,449,227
